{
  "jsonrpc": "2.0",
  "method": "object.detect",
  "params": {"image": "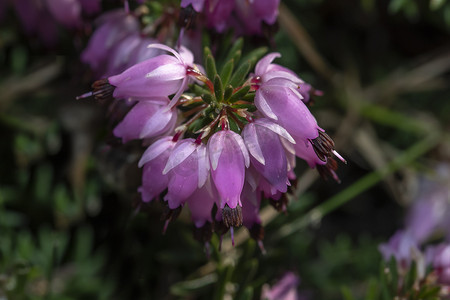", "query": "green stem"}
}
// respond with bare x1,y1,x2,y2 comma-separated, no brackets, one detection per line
277,130,442,239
